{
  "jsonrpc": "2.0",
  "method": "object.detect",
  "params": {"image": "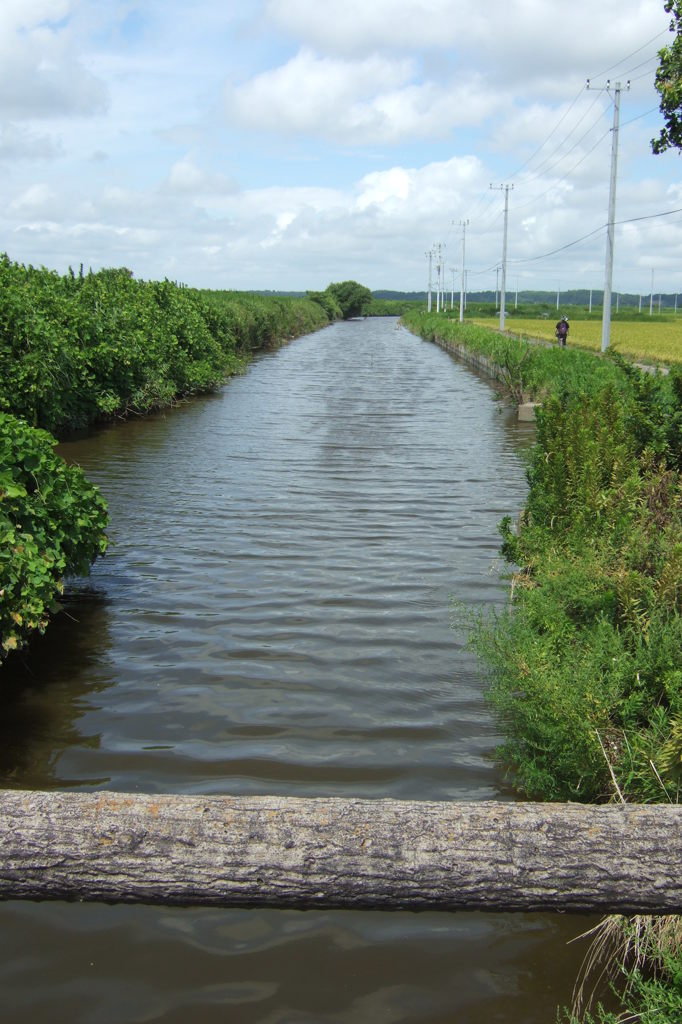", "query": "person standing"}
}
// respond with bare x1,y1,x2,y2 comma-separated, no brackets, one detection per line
555,315,569,347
